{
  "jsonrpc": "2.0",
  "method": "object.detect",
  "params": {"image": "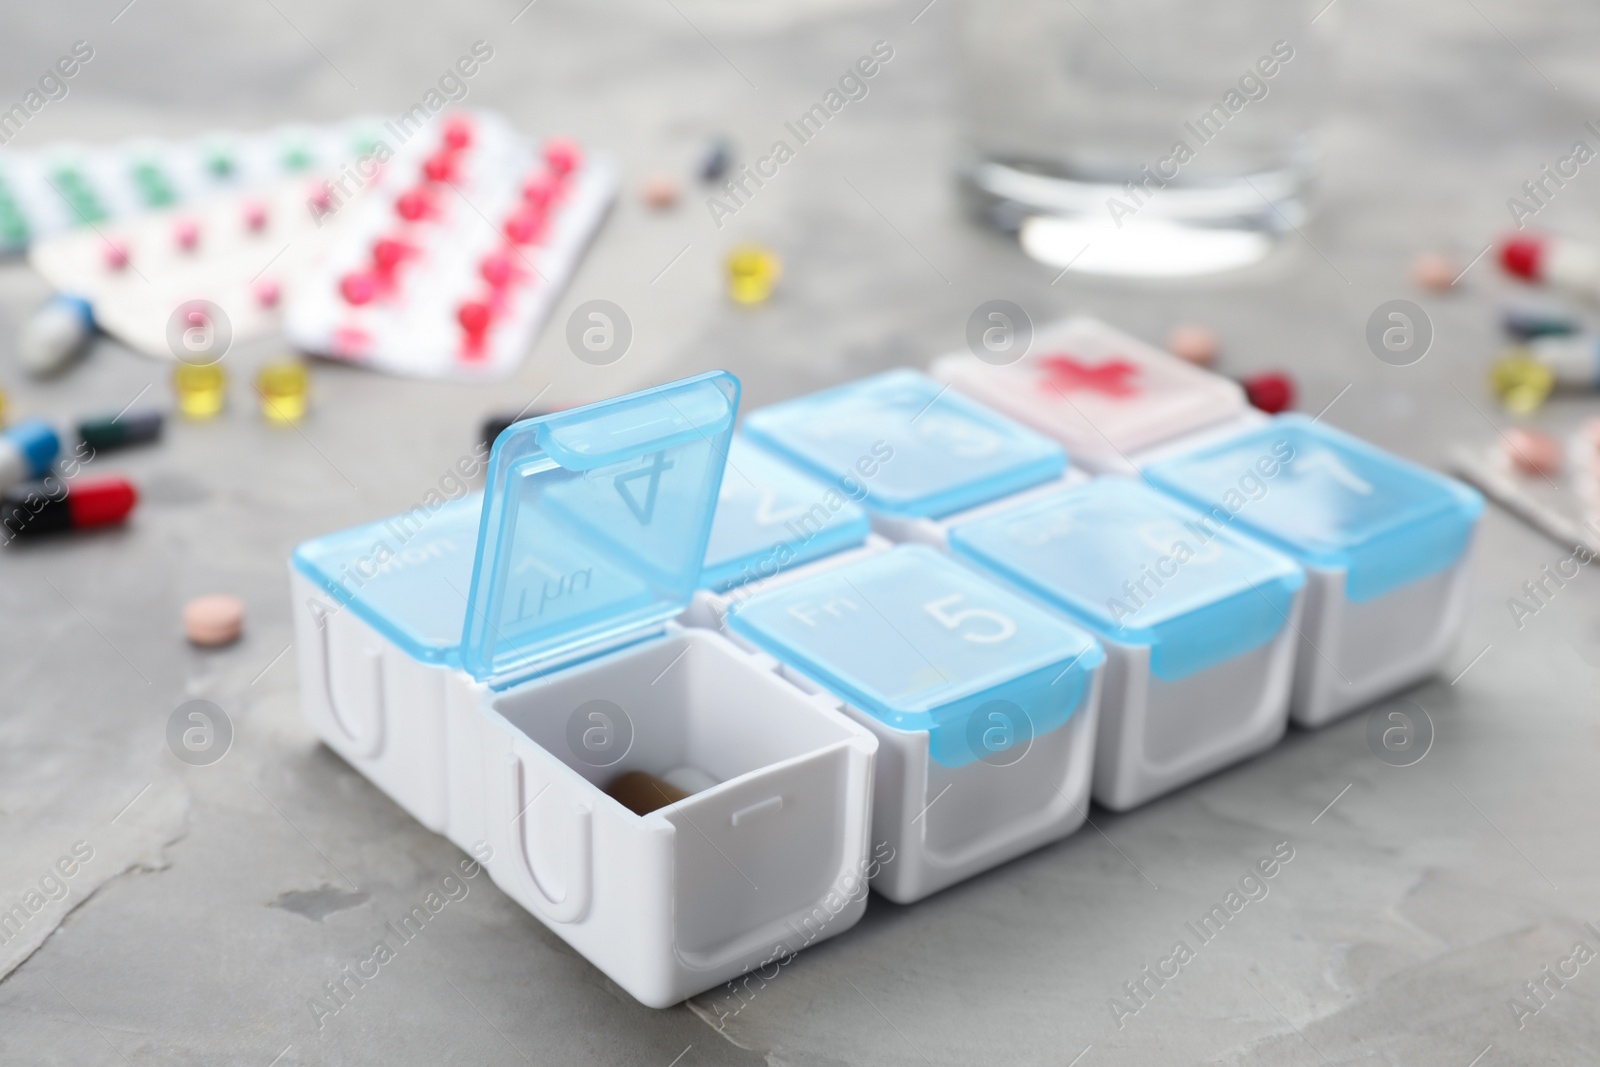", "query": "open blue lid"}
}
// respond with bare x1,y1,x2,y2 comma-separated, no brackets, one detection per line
742,369,1066,520
461,371,740,684
701,435,872,592
1144,415,1484,603
949,479,1304,680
